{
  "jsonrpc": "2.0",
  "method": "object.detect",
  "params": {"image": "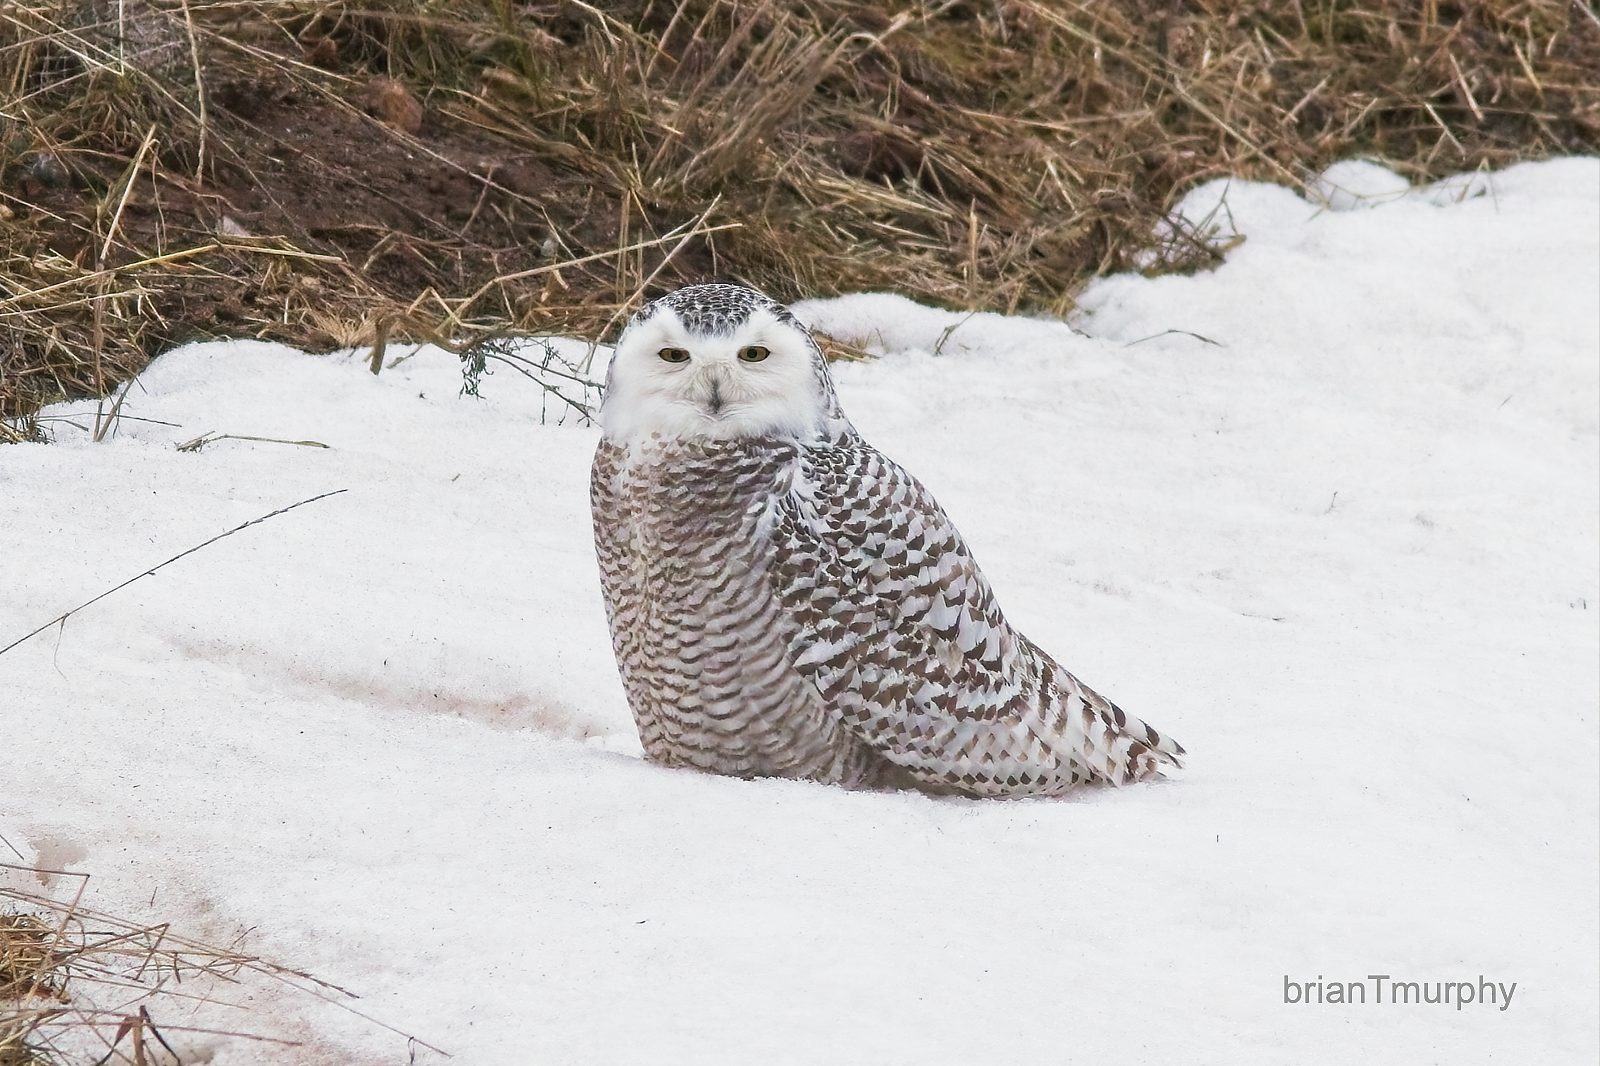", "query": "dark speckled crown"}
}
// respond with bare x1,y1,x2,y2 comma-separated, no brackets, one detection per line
632,283,800,336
